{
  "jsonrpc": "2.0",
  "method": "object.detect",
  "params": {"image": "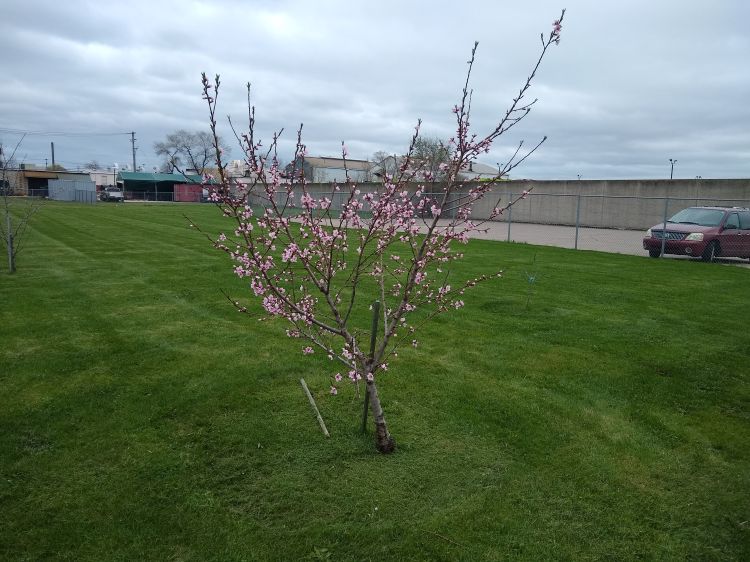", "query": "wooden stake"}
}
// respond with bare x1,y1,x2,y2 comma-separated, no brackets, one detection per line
300,378,330,438
362,300,380,433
